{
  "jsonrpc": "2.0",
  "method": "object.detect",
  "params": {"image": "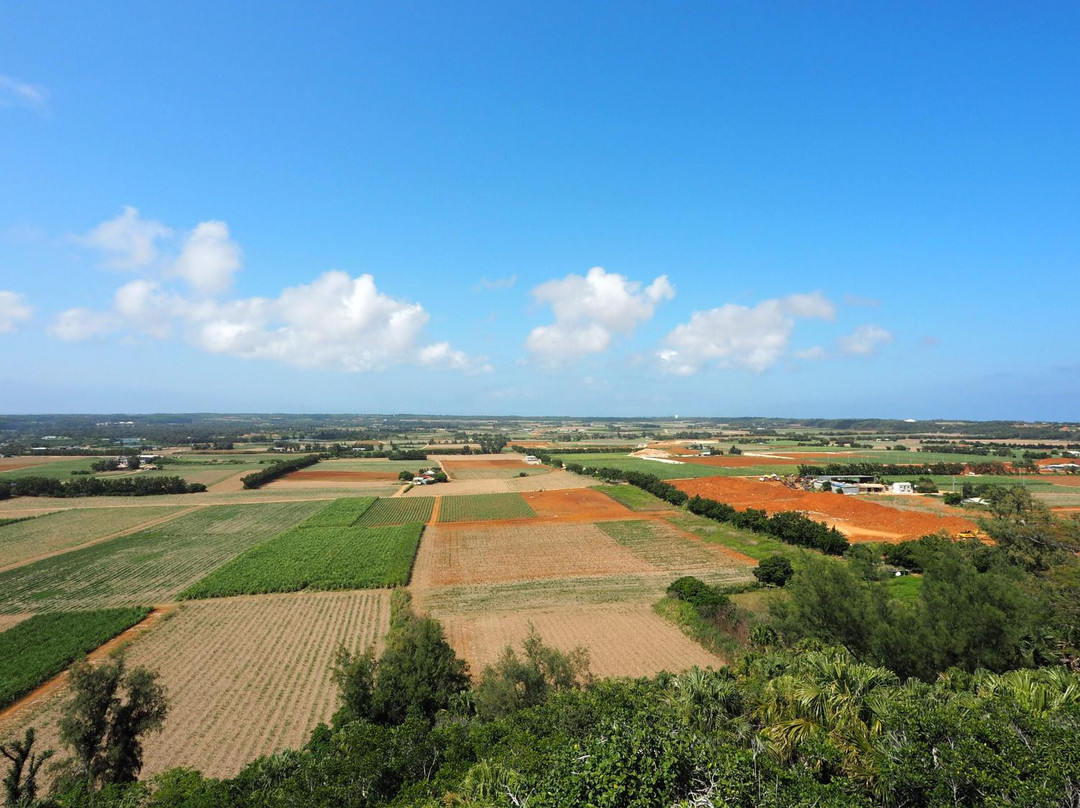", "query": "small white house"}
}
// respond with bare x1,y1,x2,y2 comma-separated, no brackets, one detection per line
412,476,430,485
890,481,914,495
525,455,540,464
